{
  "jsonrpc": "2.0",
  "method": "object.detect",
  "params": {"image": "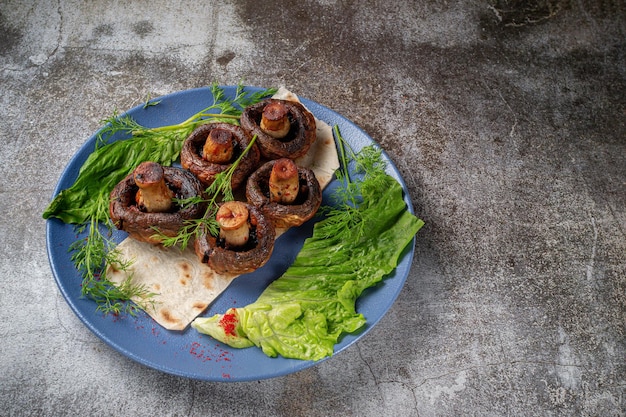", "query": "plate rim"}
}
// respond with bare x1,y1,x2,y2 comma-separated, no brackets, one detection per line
46,85,417,382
